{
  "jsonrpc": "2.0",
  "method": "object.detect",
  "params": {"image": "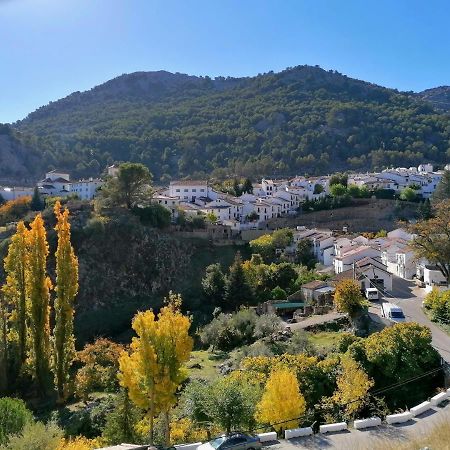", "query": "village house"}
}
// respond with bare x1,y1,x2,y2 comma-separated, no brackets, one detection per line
37,169,71,197
70,178,103,200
